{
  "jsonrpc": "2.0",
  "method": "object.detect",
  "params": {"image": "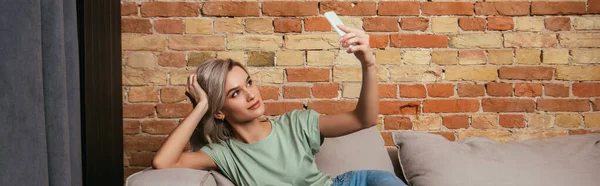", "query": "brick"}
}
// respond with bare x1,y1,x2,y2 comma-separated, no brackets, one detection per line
217,51,245,65
320,2,376,16
127,151,155,167
427,84,454,98
458,84,485,97
544,83,569,97
258,86,279,101
247,68,284,84
500,115,526,128
161,87,186,103
432,50,458,65
486,82,512,96
504,33,557,48
443,115,469,129
559,33,600,48
141,2,199,17
459,130,513,143
123,135,166,151
538,99,590,112
339,16,364,29
214,18,243,33
445,66,497,81
400,84,426,98
584,113,600,128
168,36,225,51
335,52,363,66
423,99,479,113
594,99,600,111
531,2,586,15
390,66,443,82
422,2,474,16
342,84,361,98
123,104,155,118
122,2,138,16
572,49,600,64
556,66,600,80
122,34,166,51
430,132,456,141
263,2,318,16
403,50,430,65
228,35,282,51
487,50,513,65
555,114,581,128
369,34,389,49
156,103,192,118
459,17,486,31
472,114,498,129
307,51,335,66
384,116,412,130
380,101,420,115
499,67,553,80
245,18,273,33
264,102,304,116
528,114,554,129
122,18,152,34
283,86,310,99
381,132,394,146
390,34,448,48
123,120,140,134
474,2,530,16
515,17,544,32
591,0,600,14
274,18,301,33
248,51,274,67
482,98,535,112
515,49,541,65
413,115,442,131
276,51,303,66
458,50,486,65
378,2,419,16
449,33,503,49
129,86,159,102
515,83,542,97
432,18,458,33
188,52,216,67
573,83,600,97
569,129,600,135
312,84,338,98
376,50,401,65
285,34,338,50
378,84,397,98
400,18,429,31
542,49,569,64
487,16,514,31
305,17,331,32
185,19,212,34
141,120,176,135
287,68,329,82
544,17,570,31
168,69,194,85
153,19,182,34
308,100,356,115
363,17,399,32
515,130,568,141
333,67,387,82
202,2,259,17
123,68,167,85
124,52,156,68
